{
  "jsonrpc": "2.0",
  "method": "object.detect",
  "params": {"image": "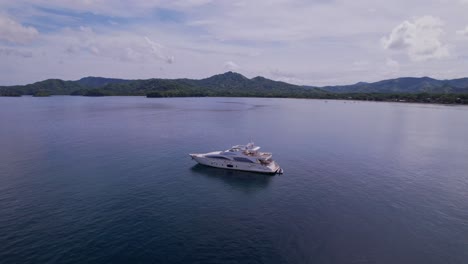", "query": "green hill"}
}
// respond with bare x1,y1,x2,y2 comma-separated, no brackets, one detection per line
76,77,132,88
318,77,468,93
0,72,325,98
1,73,467,104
